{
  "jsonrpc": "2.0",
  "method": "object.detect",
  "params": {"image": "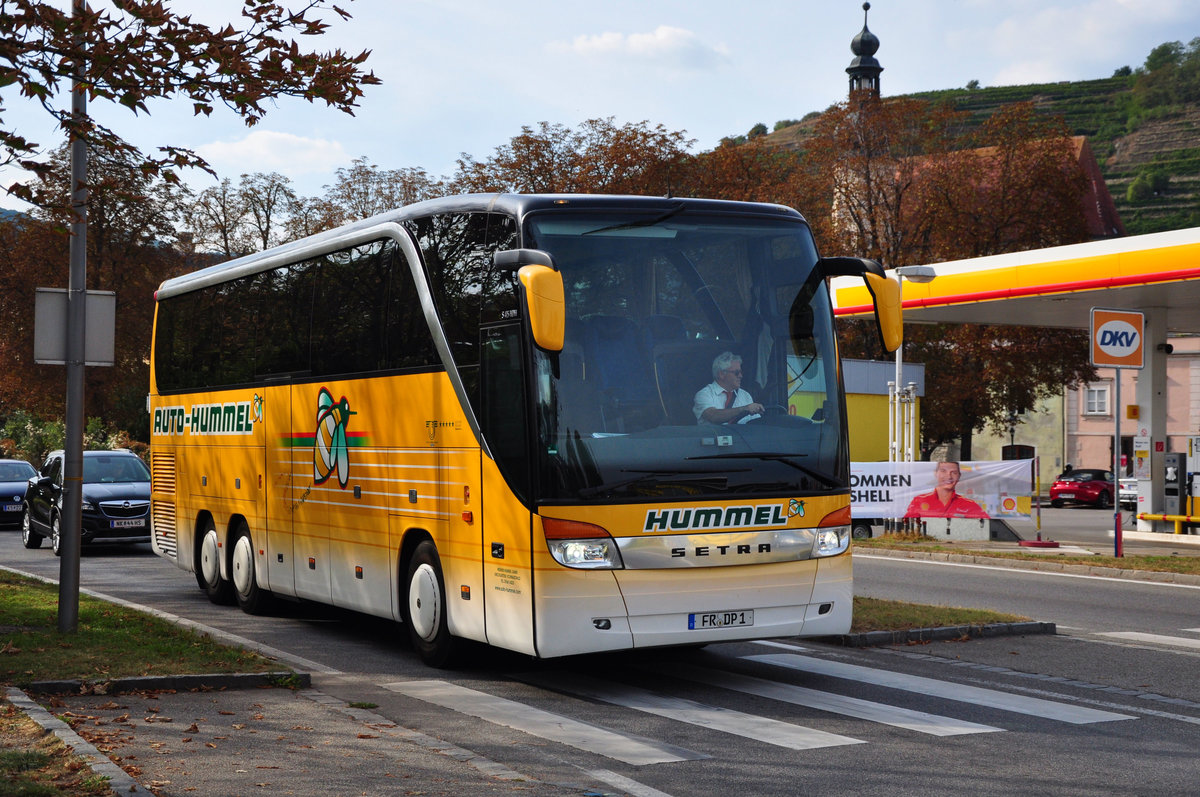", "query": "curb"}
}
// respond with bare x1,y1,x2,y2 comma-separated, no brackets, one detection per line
23,670,311,696
830,620,1057,648
5,686,151,795
858,546,1200,586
